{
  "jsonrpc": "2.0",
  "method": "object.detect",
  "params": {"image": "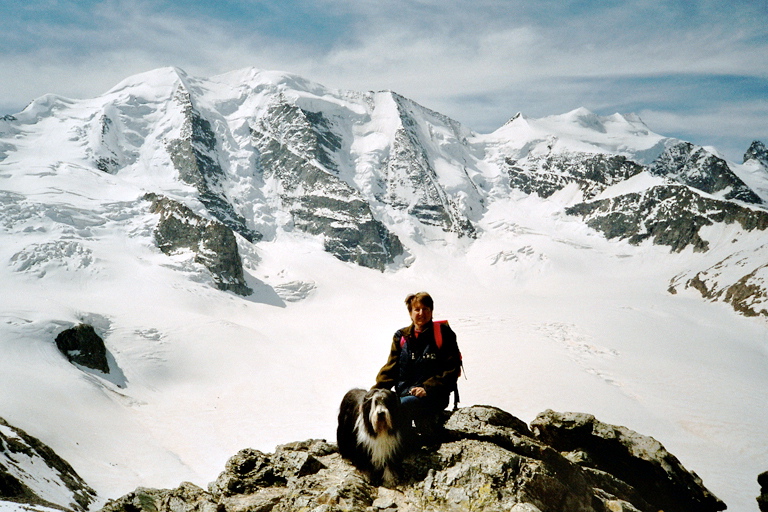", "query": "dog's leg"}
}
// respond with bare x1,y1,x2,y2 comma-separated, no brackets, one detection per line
381,465,397,487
